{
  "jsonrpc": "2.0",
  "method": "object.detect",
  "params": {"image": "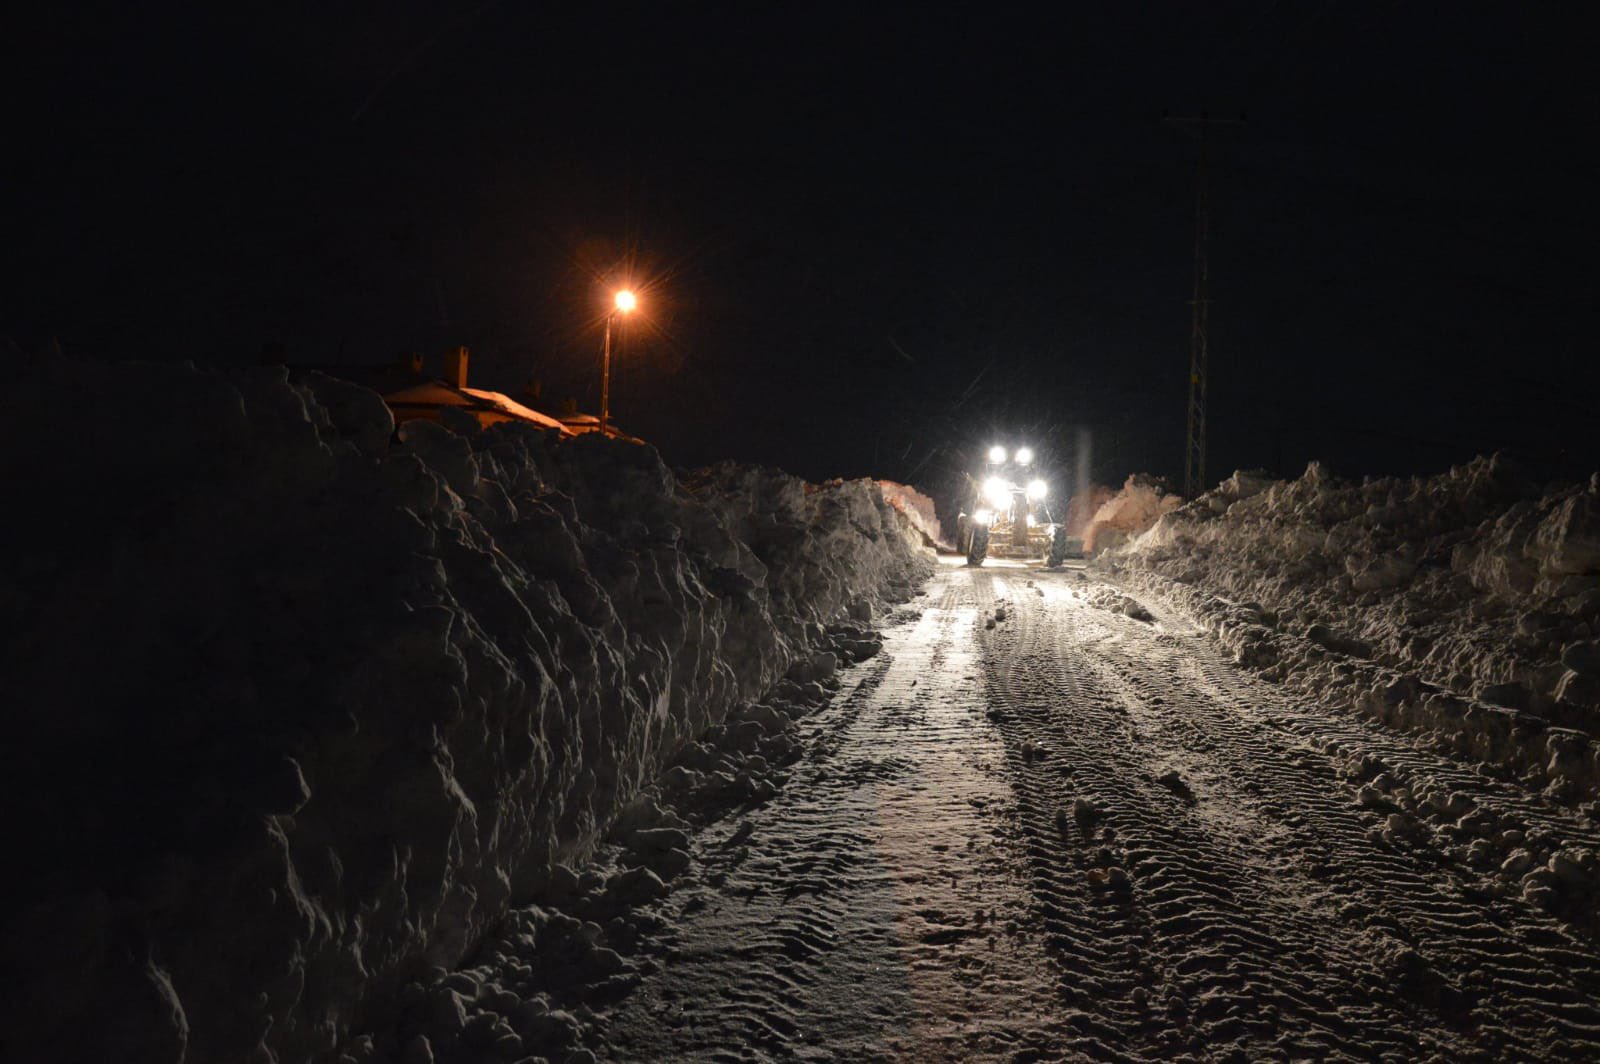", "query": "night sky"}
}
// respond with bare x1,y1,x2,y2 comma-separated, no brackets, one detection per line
7,4,1596,500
